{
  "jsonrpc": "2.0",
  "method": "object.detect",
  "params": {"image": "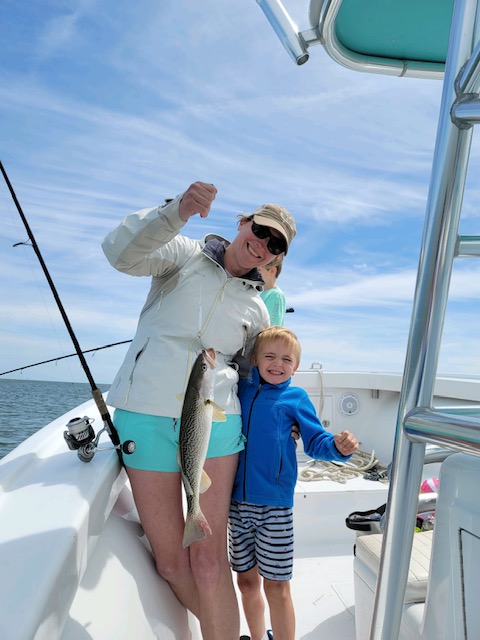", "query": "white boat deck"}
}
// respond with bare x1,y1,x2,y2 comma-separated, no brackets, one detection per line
187,547,356,640
190,545,357,639
241,545,356,640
